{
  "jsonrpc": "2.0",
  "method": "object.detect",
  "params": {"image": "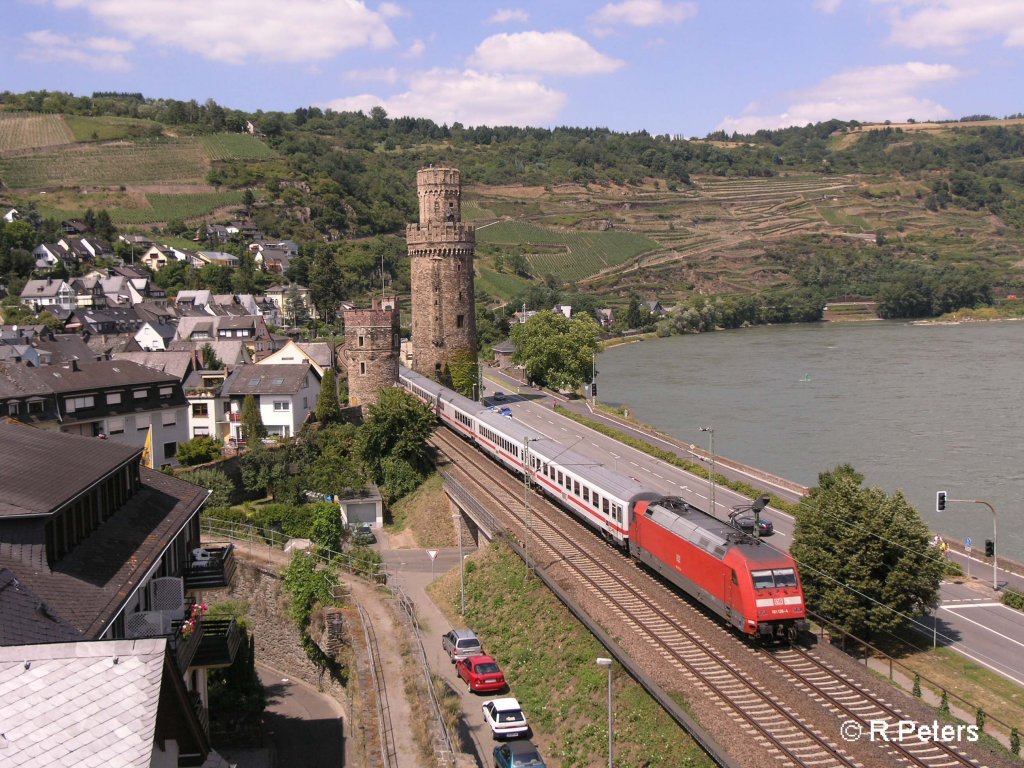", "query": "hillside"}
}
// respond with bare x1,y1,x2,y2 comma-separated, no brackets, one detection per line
1,94,1023,315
